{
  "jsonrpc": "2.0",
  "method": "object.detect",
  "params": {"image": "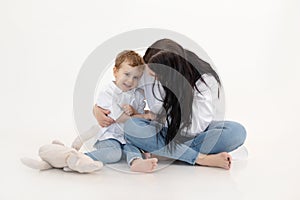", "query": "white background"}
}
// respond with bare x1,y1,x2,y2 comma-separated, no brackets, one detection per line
1,0,300,200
